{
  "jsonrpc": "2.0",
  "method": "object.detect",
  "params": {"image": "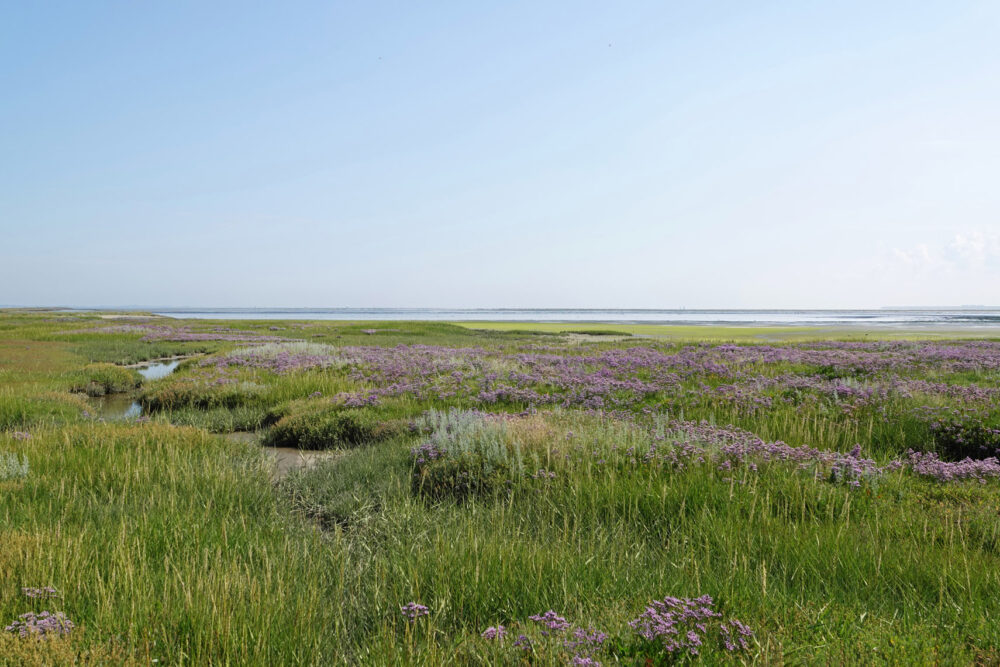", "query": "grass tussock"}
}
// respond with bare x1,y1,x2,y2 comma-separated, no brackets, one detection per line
67,362,140,397
264,406,406,450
